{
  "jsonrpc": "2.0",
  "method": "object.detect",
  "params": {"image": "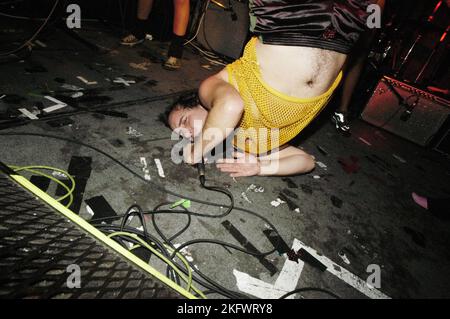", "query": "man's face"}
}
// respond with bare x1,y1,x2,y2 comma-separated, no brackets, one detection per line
168,105,208,140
